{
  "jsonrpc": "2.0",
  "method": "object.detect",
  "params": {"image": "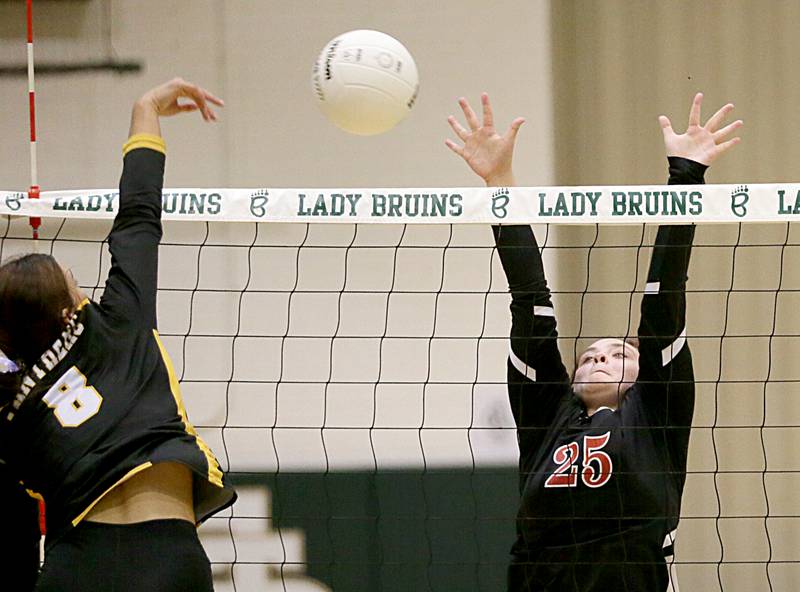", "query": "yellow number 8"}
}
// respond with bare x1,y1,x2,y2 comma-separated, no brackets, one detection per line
42,367,103,428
